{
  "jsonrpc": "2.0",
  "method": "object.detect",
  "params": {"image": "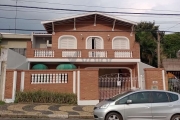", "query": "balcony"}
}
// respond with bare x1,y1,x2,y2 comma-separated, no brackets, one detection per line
27,49,140,59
